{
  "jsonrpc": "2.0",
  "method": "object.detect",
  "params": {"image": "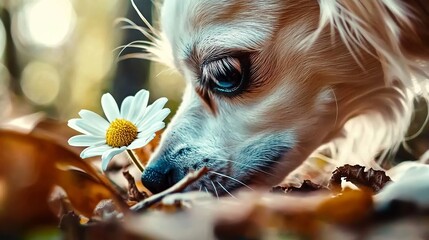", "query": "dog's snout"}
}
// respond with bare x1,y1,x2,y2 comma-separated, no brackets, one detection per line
141,157,185,194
